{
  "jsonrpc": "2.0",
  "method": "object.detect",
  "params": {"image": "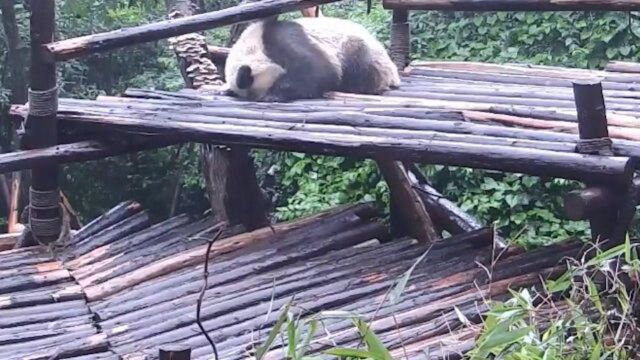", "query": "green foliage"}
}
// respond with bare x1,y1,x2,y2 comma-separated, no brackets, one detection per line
253,302,392,360
1,1,637,245
468,238,640,359
267,3,638,246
